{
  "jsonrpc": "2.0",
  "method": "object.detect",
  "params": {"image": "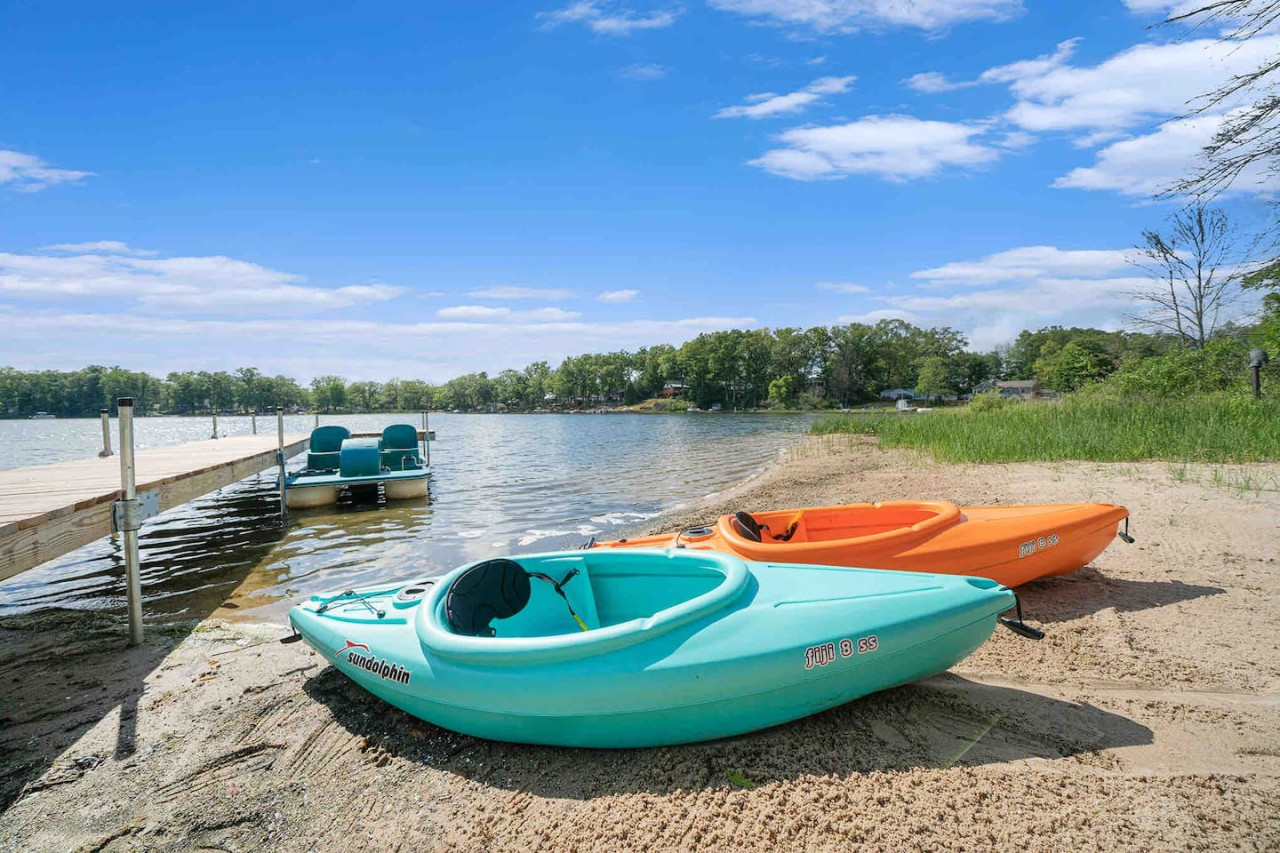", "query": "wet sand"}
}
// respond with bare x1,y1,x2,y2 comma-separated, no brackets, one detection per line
1,435,1277,851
